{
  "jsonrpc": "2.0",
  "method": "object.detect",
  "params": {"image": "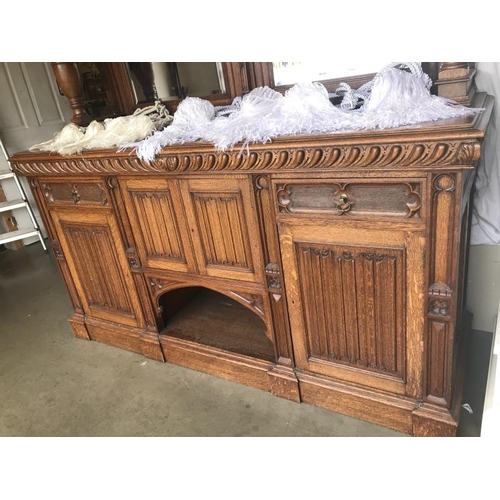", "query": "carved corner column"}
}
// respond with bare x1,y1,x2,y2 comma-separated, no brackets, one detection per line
434,62,477,107
412,172,465,436
254,175,300,402
426,173,460,407
51,62,91,126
